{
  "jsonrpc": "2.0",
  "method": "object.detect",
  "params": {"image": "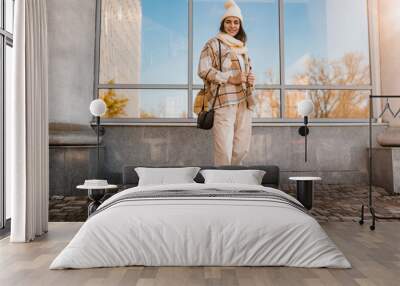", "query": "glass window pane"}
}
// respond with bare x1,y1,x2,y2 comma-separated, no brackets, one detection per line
100,0,188,84
5,0,14,33
193,0,280,85
284,90,370,119
253,89,280,118
5,44,12,219
284,0,370,85
99,89,188,118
